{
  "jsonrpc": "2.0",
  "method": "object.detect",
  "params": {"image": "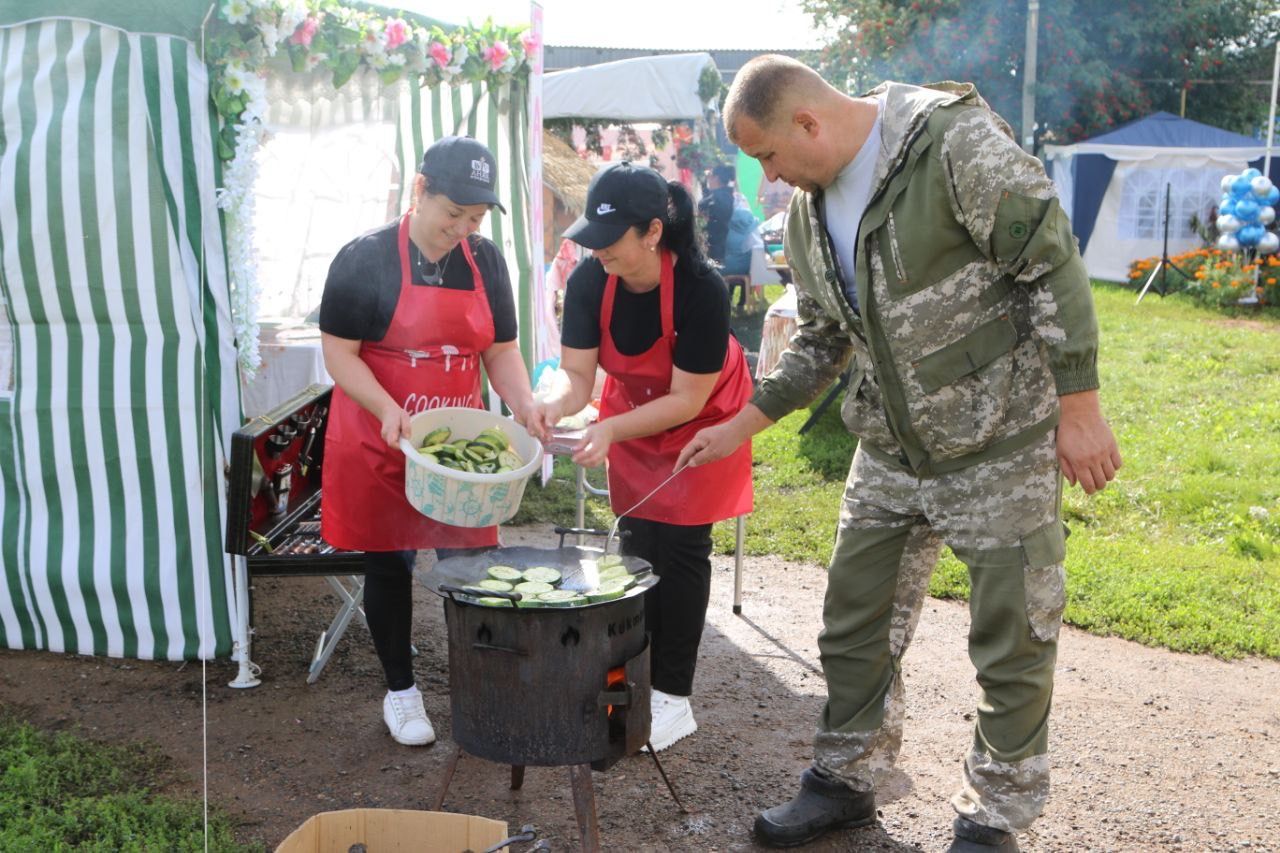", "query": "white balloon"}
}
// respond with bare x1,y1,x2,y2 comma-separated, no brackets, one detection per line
1217,233,1241,252
1258,231,1280,255
1216,214,1242,233
1252,176,1275,197
1221,174,1237,193
1260,206,1276,226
